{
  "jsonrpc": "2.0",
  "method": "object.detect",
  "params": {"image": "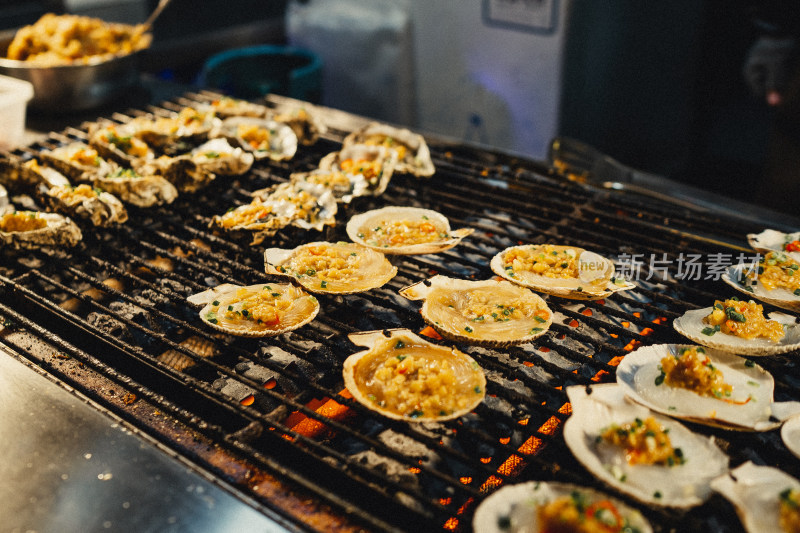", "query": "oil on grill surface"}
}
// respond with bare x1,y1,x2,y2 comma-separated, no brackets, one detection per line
0,92,796,533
